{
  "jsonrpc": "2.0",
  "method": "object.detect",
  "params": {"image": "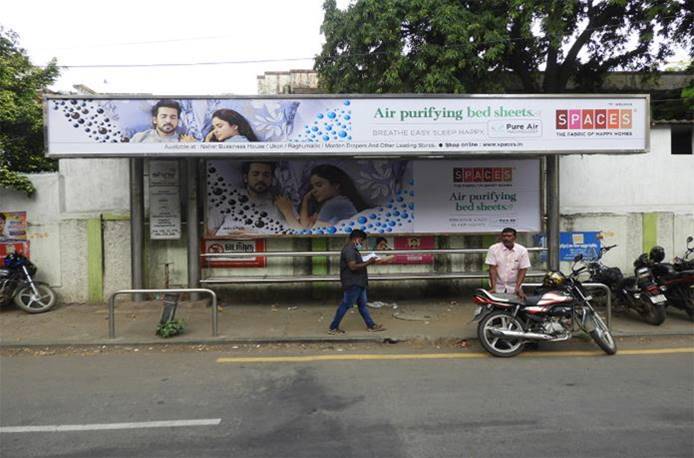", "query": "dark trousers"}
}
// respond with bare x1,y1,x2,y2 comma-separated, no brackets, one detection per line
329,285,375,330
